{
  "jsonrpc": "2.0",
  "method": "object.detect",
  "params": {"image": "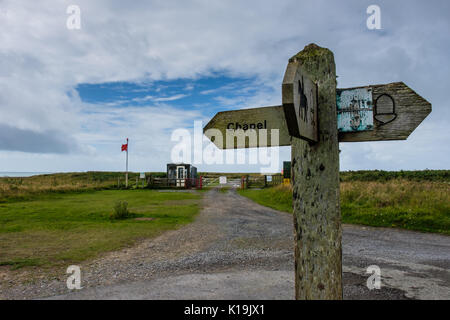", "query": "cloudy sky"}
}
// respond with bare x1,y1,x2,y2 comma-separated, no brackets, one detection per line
0,0,448,173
